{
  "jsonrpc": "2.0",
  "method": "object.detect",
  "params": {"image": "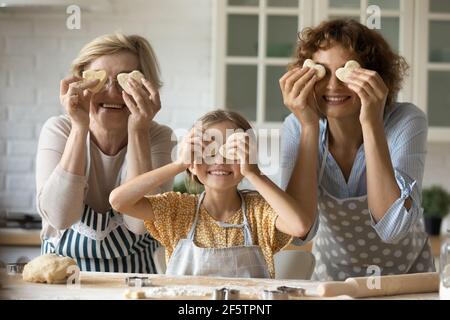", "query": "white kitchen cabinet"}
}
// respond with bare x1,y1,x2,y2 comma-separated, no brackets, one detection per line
414,0,450,142
214,0,450,141
213,0,314,128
